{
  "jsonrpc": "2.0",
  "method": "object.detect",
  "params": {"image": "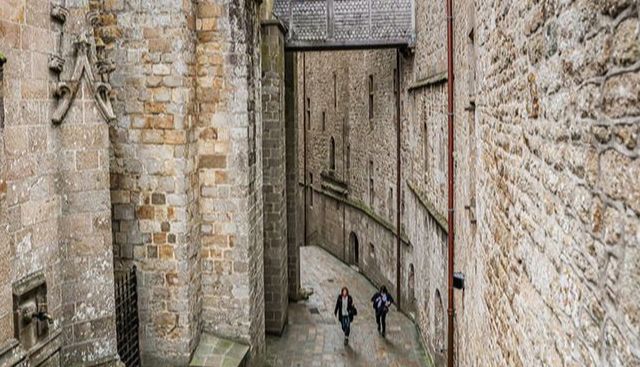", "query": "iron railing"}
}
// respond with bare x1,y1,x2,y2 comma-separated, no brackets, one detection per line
115,266,141,367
